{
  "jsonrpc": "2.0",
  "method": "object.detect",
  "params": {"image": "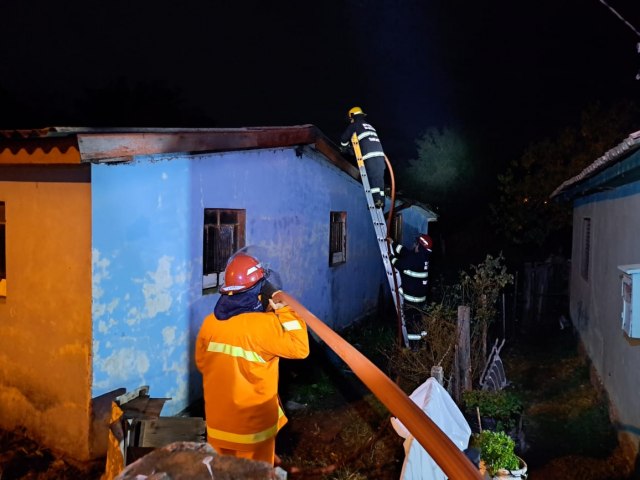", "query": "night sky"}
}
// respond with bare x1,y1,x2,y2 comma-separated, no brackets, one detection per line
2,0,639,171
